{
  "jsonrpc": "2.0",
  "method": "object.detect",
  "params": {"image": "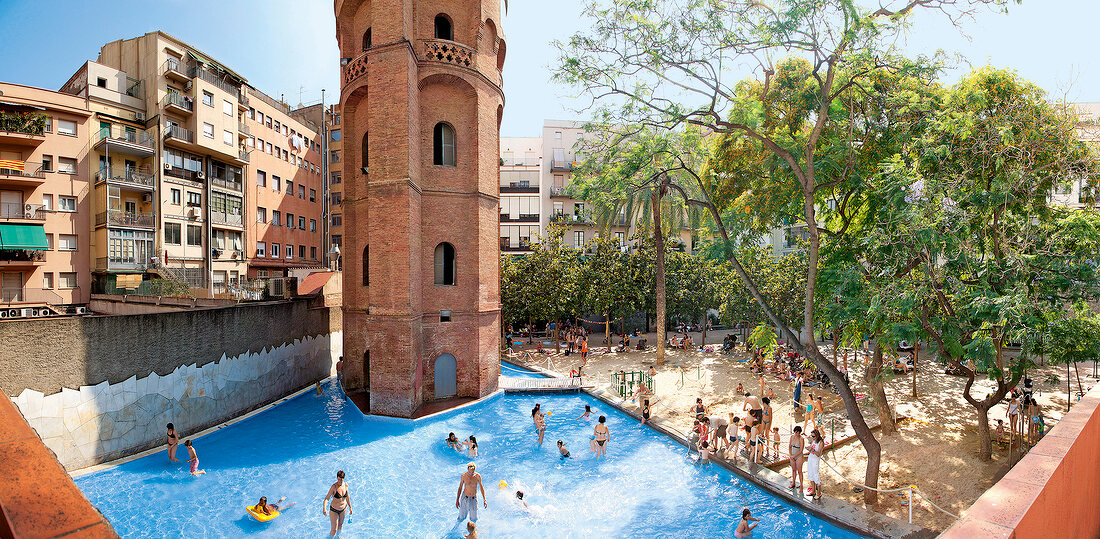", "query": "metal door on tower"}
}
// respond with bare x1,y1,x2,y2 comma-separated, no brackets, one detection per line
434,353,457,398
